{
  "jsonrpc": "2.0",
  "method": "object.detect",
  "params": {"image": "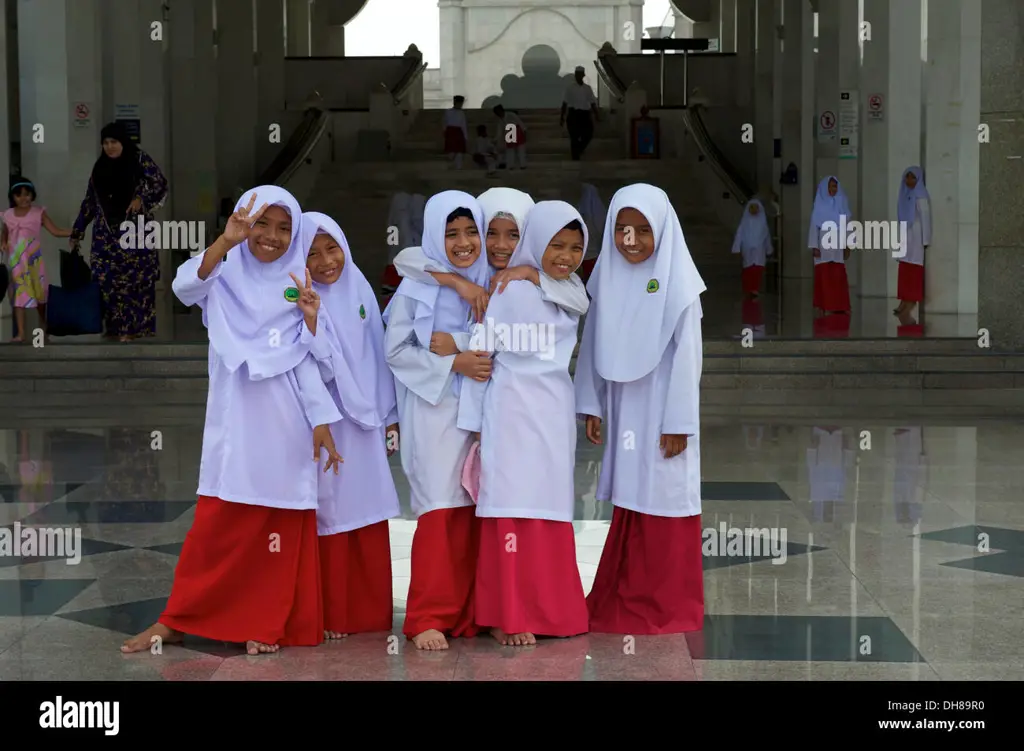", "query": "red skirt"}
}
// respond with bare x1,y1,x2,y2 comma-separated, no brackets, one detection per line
741,264,764,294
475,518,588,637
443,126,466,154
160,496,323,647
587,507,704,635
403,506,481,639
741,297,764,327
320,520,394,634
813,312,851,338
897,261,924,302
813,262,850,312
